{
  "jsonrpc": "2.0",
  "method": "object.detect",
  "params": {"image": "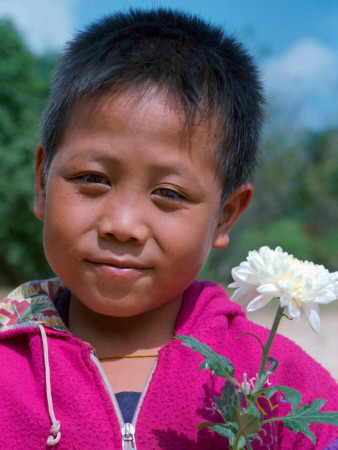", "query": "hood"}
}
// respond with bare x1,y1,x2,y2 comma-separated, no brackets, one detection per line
0,278,69,334
0,278,72,446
